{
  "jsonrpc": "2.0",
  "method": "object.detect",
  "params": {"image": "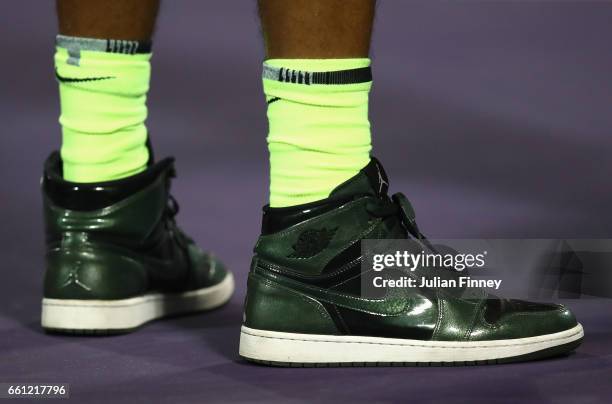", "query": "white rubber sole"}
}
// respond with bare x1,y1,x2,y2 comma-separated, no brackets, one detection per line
239,323,583,366
41,272,234,332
